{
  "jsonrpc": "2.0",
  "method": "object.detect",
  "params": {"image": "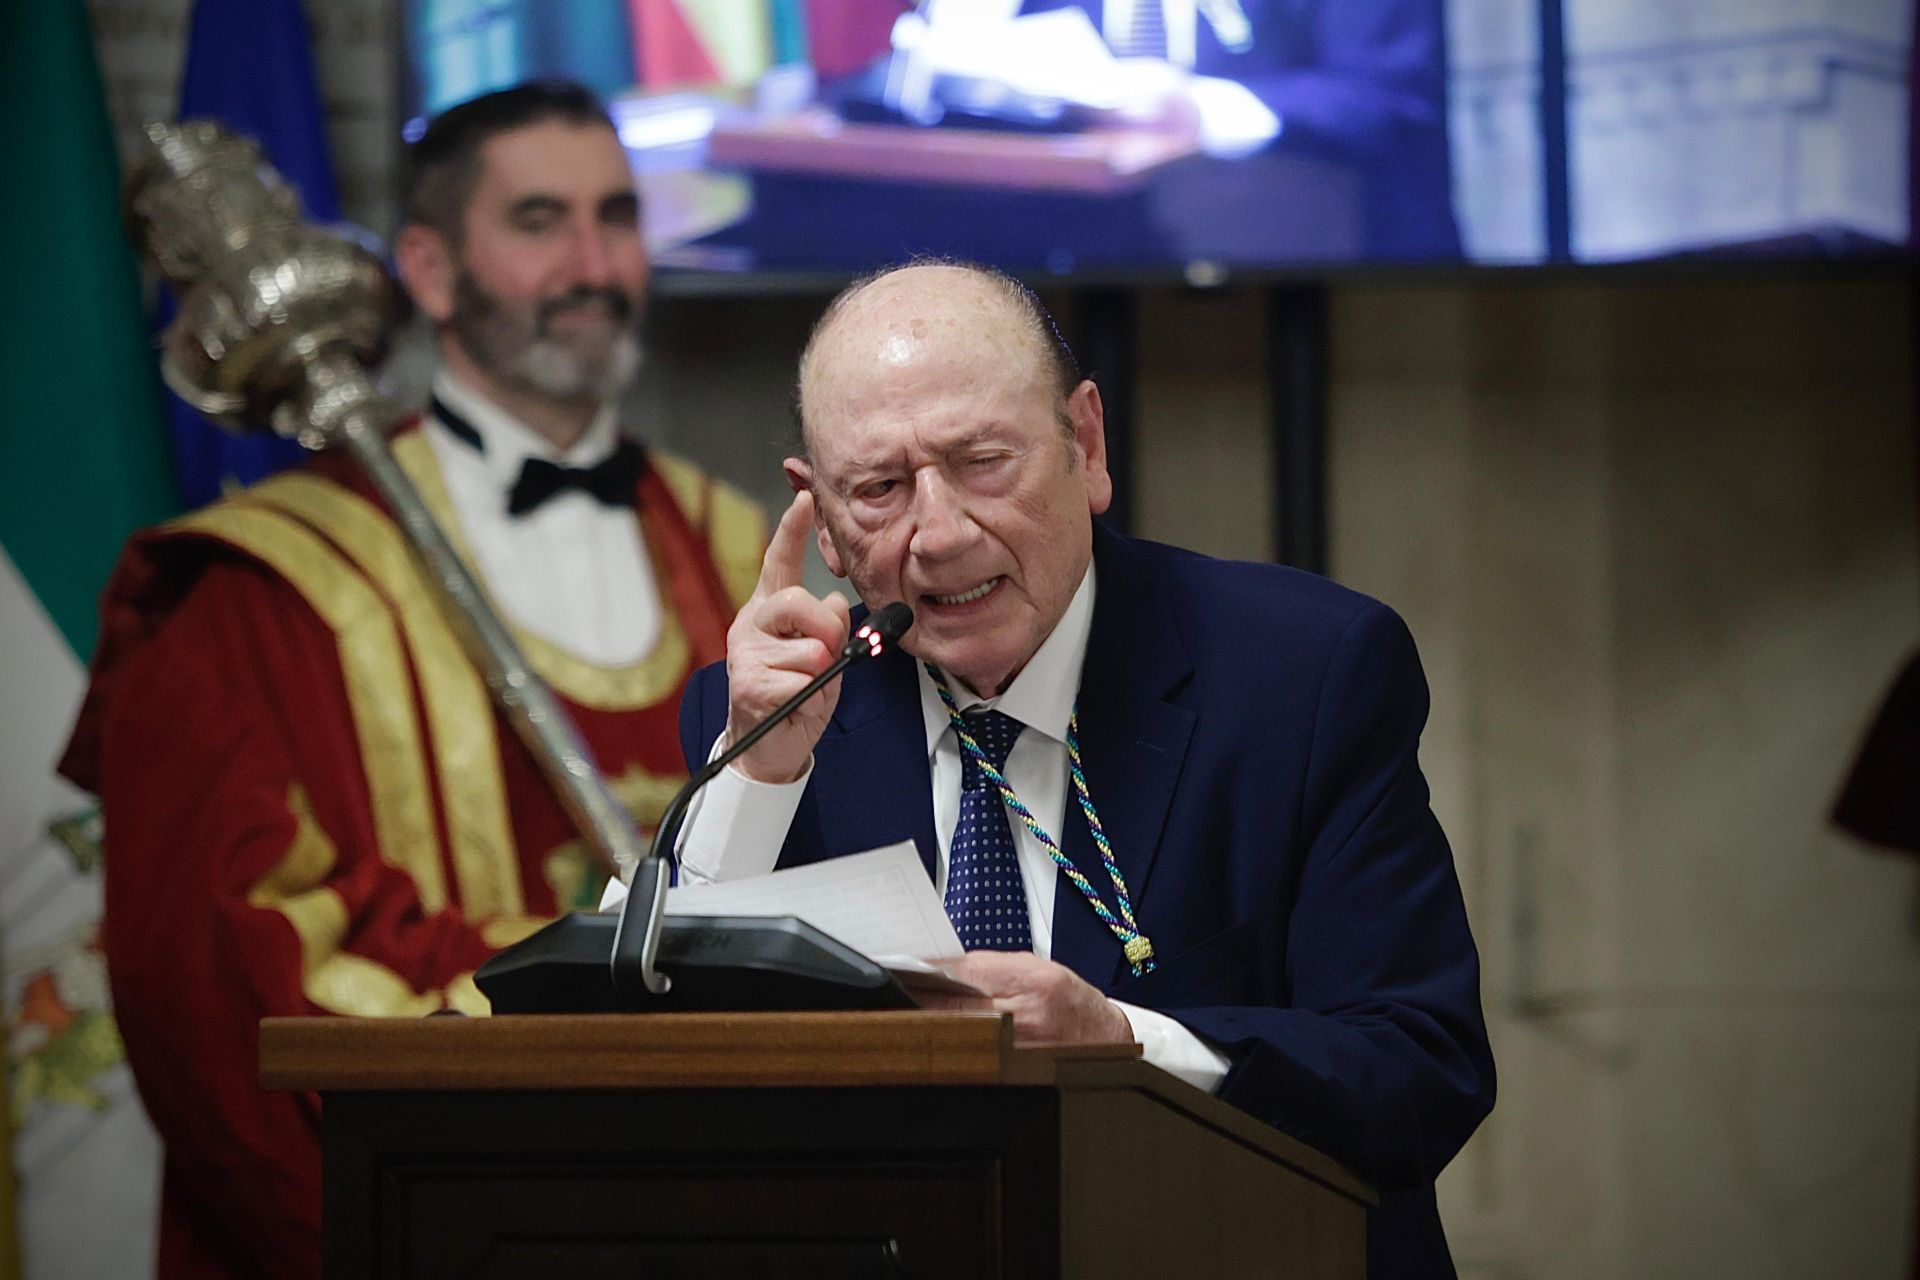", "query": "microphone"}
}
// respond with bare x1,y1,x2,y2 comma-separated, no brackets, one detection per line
608,602,914,998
